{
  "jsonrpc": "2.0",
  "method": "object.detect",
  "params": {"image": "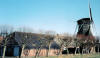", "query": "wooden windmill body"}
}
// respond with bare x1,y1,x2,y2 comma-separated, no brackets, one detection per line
76,1,96,53
77,2,95,40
